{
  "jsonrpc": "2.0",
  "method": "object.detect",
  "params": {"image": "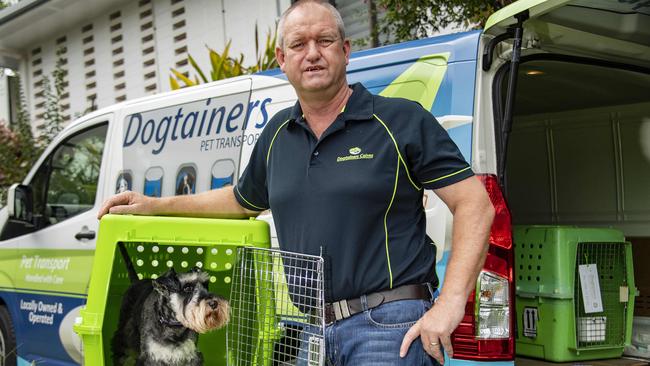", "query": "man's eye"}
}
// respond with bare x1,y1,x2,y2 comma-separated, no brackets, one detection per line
318,39,334,47
290,42,304,49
